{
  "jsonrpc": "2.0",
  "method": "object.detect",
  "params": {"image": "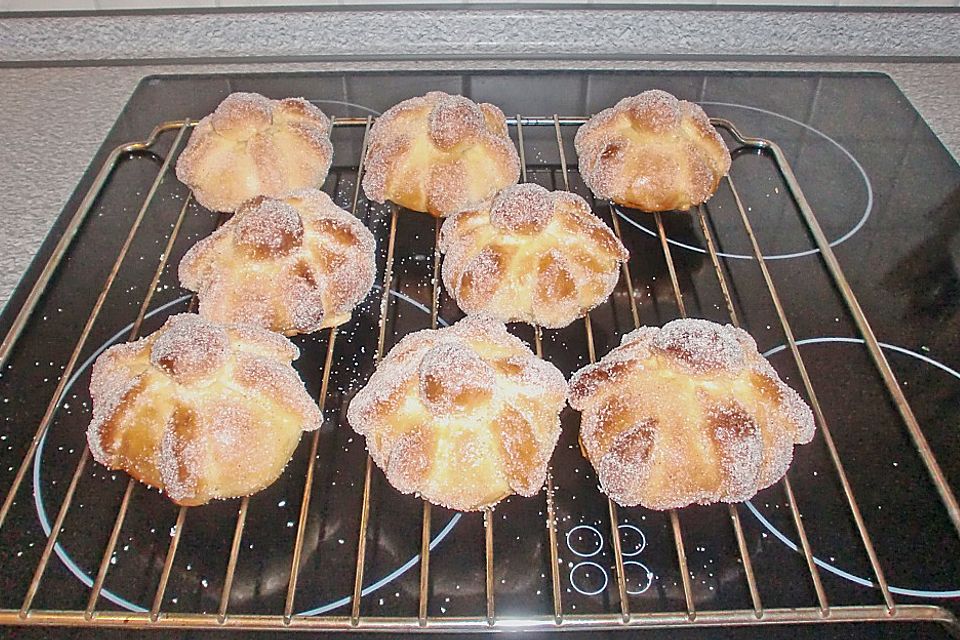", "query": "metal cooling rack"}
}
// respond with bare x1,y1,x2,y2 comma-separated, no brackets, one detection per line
0,110,958,635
